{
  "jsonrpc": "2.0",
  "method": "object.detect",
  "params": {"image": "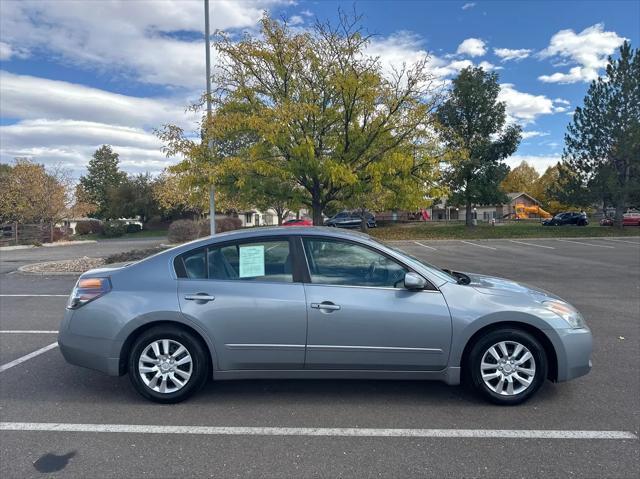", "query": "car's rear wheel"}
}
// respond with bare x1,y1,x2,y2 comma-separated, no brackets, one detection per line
467,328,547,405
128,325,209,403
